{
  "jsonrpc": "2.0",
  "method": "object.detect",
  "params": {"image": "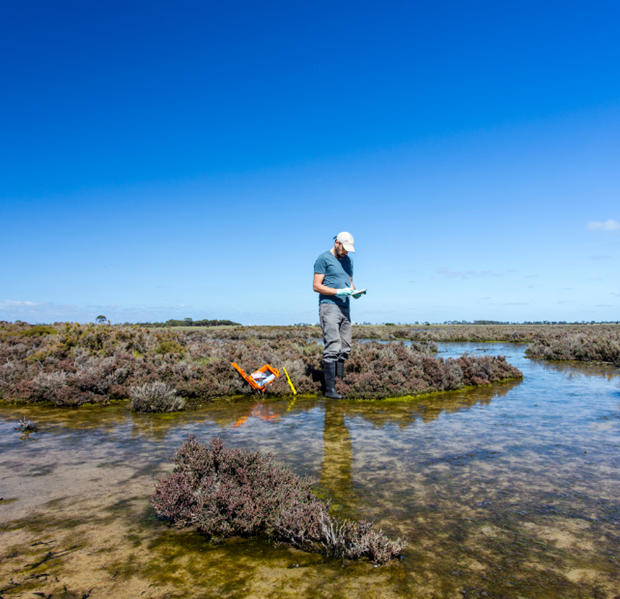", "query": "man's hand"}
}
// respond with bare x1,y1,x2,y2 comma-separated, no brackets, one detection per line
352,289,366,299
336,287,355,297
